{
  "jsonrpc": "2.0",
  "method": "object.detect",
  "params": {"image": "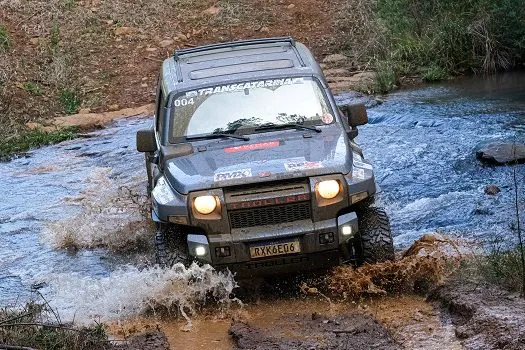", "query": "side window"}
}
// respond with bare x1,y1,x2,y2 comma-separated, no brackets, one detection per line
154,77,162,132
